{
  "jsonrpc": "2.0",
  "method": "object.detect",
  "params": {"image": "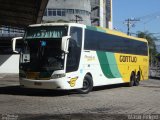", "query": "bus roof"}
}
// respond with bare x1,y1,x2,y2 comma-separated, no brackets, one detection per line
28,23,85,28
28,23,147,43
86,25,147,43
